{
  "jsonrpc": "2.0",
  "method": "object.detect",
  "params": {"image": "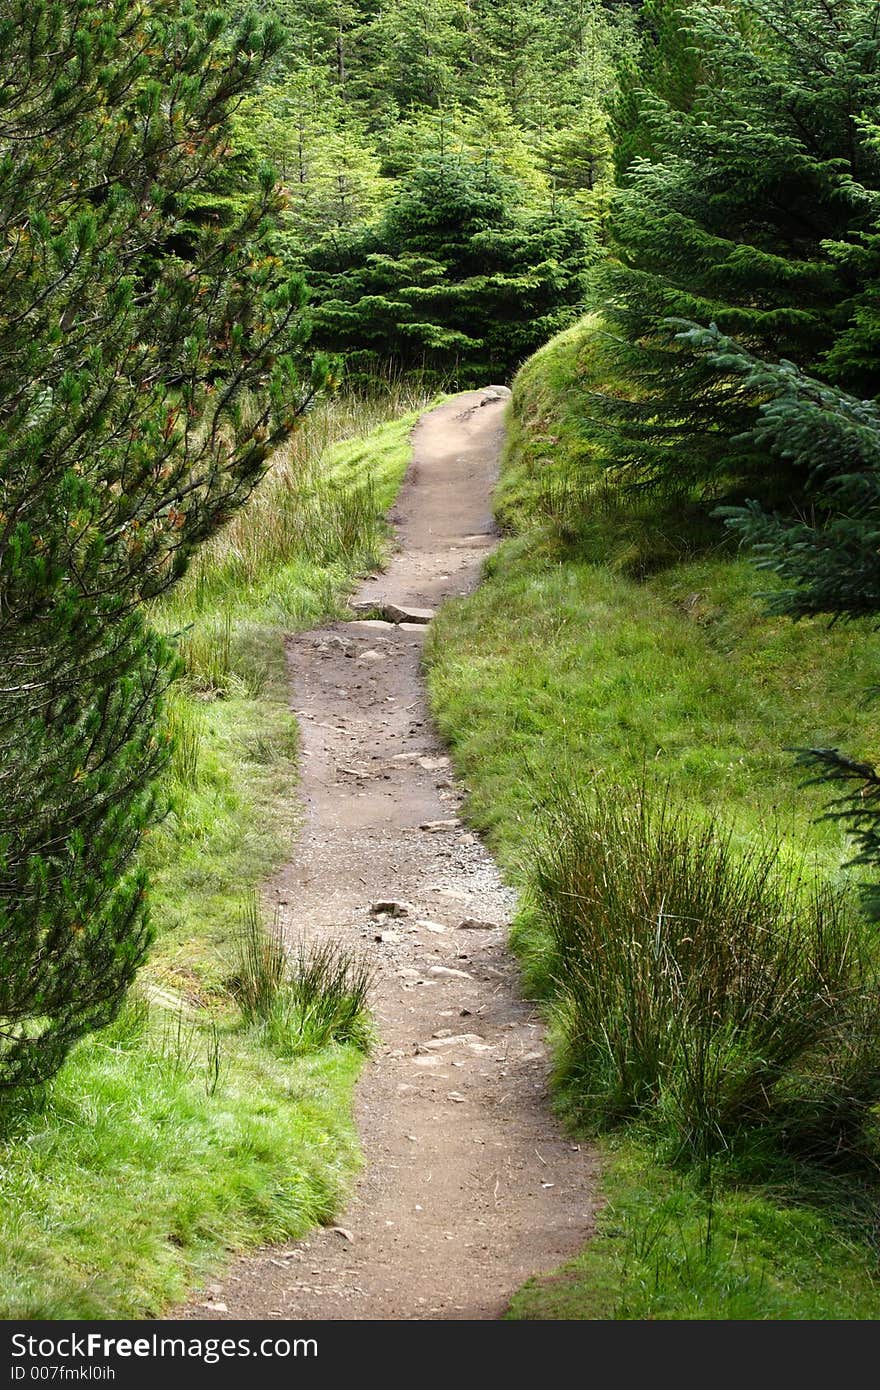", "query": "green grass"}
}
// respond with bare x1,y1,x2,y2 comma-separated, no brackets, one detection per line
426,316,880,1318
507,1140,880,1321
0,385,431,1319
